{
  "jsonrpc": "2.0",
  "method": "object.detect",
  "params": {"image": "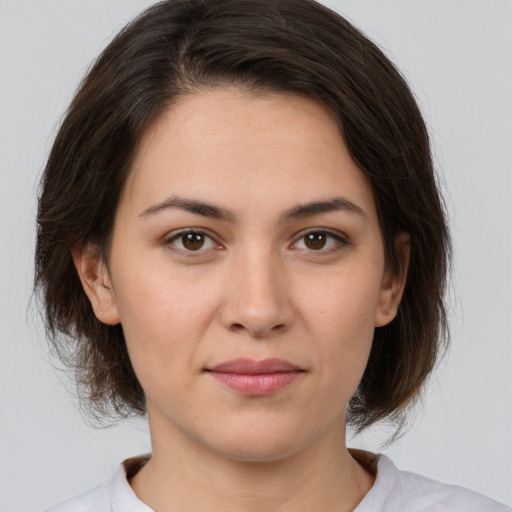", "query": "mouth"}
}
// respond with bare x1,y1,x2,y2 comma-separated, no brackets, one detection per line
205,358,305,396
